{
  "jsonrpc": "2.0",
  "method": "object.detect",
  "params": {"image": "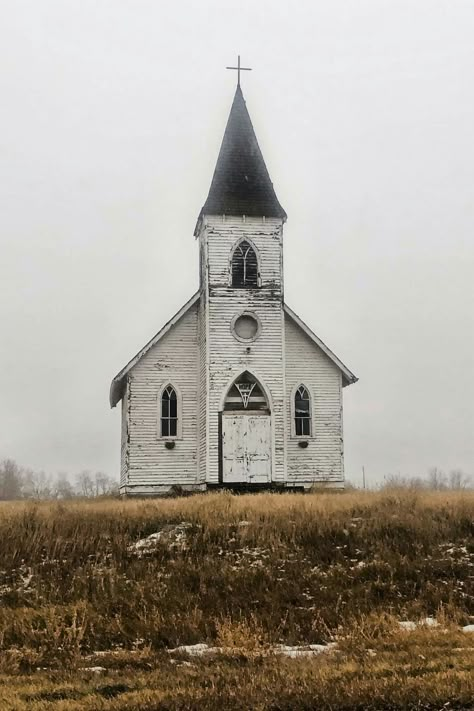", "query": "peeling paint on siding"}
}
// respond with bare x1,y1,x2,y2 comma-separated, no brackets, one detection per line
200,216,286,484
116,213,352,493
284,314,344,483
126,303,199,486
120,381,129,489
